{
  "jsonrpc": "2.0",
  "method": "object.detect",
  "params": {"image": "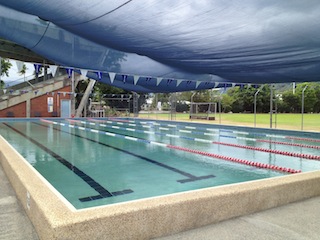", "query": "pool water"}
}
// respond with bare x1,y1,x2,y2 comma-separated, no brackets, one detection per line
1,118,320,209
